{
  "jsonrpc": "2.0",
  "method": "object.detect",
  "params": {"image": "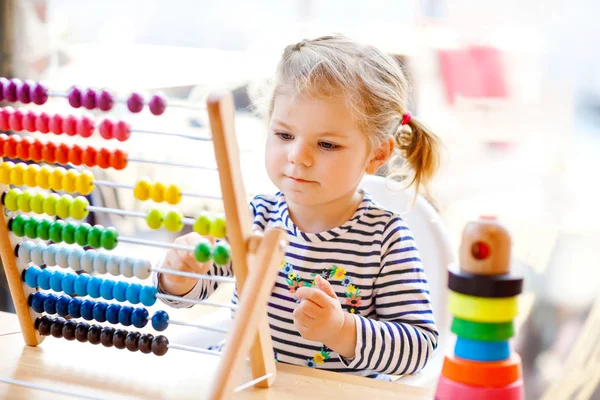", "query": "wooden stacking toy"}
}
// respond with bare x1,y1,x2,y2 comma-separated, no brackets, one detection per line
435,216,525,399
